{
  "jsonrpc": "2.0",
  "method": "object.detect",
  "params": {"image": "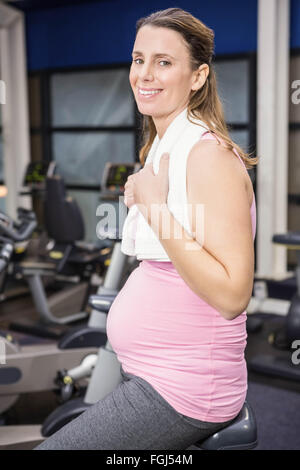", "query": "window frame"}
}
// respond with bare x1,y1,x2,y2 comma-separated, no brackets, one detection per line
29,62,140,192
